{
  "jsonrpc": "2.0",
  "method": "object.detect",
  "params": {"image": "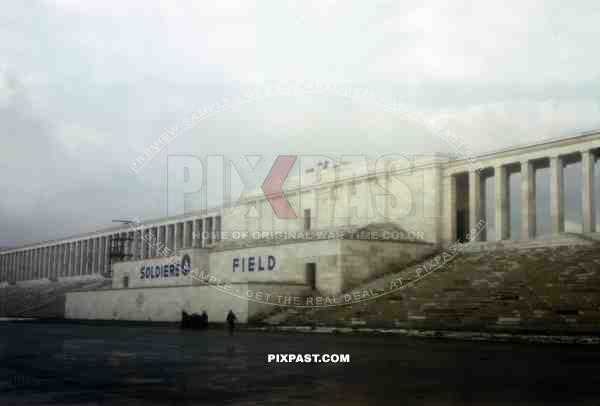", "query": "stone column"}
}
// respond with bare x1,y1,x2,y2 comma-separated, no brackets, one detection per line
22,251,26,281
67,243,73,276
63,244,68,277
174,223,180,253
139,229,145,259
164,224,171,253
95,239,101,274
55,245,60,277
38,248,44,279
12,253,17,281
32,249,37,279
125,231,132,259
133,230,141,260
73,242,80,276
92,238,98,273
209,218,215,244
582,150,595,233
23,251,28,281
200,220,206,248
22,251,27,281
45,248,50,279
521,160,536,240
61,244,66,277
192,220,199,248
80,240,86,275
104,236,111,275
47,247,53,279
24,251,29,280
182,221,190,248
469,170,482,241
216,216,222,240
23,251,28,280
29,250,34,280
550,156,564,234
495,165,510,240
38,249,43,279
